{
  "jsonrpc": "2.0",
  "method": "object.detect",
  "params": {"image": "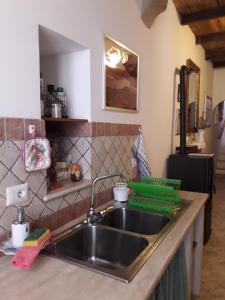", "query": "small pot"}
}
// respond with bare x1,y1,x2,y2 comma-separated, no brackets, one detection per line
70,163,82,182
71,173,82,182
